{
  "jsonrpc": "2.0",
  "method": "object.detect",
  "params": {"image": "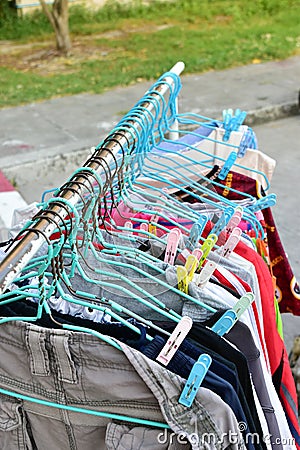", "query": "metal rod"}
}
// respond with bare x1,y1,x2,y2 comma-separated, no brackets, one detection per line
0,62,185,294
